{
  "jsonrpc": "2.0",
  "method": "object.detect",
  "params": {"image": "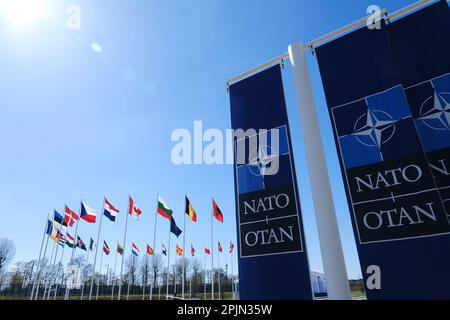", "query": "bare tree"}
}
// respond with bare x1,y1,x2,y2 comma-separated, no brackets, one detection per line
140,255,151,288
0,238,15,273
151,254,163,288
125,254,138,287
